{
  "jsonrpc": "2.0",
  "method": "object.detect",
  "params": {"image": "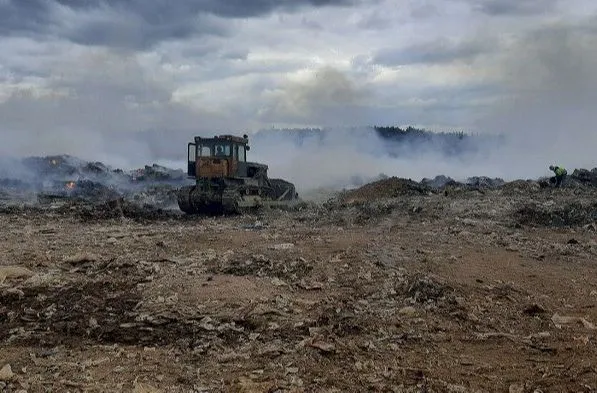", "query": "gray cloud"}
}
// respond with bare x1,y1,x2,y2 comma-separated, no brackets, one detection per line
64,11,228,50
1,0,360,49
373,37,494,66
300,16,324,30
355,11,394,30
0,0,53,37
468,0,559,16
409,1,440,19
